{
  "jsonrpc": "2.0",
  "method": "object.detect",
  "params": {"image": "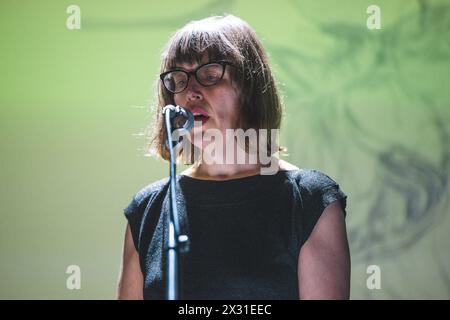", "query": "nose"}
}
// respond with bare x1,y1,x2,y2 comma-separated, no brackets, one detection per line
185,76,203,102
